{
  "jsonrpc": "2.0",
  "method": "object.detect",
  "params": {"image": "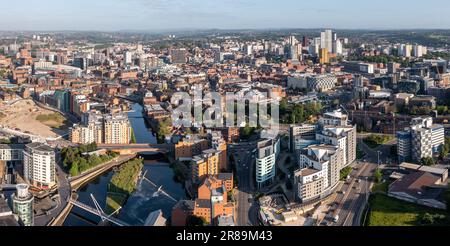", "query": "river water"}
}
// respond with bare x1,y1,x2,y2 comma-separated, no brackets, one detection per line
63,103,184,226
